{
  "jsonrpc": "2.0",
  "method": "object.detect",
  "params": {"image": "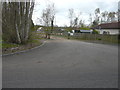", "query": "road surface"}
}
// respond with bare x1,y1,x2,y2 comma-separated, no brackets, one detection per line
2,38,118,88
